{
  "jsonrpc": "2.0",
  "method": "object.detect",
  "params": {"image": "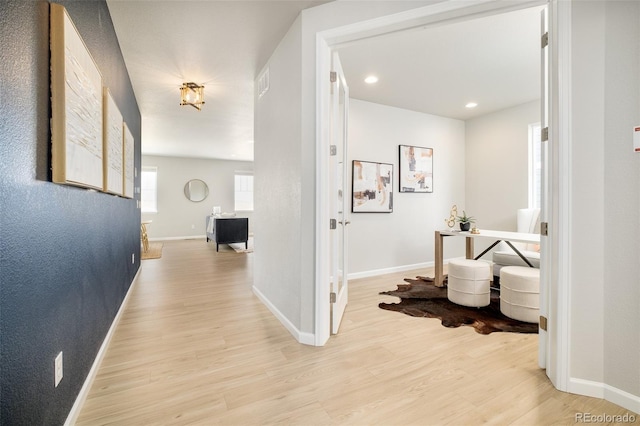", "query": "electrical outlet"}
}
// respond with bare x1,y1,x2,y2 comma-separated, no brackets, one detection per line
54,352,63,387
191,224,195,229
